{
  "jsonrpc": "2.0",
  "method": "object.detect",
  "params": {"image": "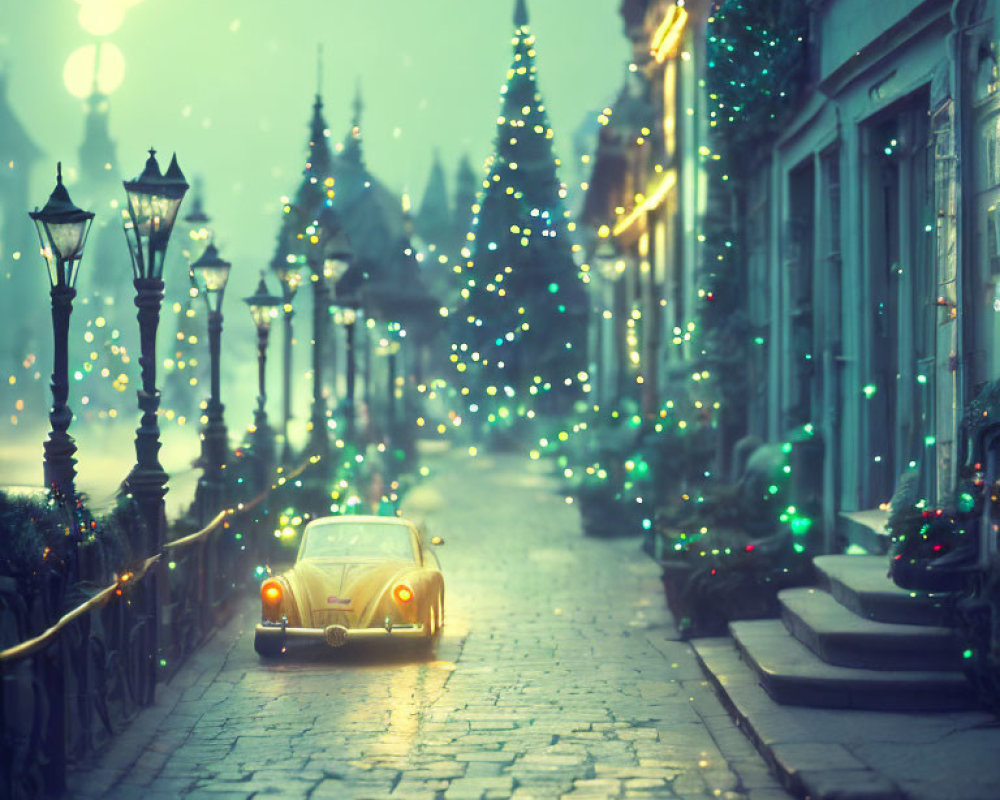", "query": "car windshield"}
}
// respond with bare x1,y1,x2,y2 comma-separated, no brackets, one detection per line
300,521,416,561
